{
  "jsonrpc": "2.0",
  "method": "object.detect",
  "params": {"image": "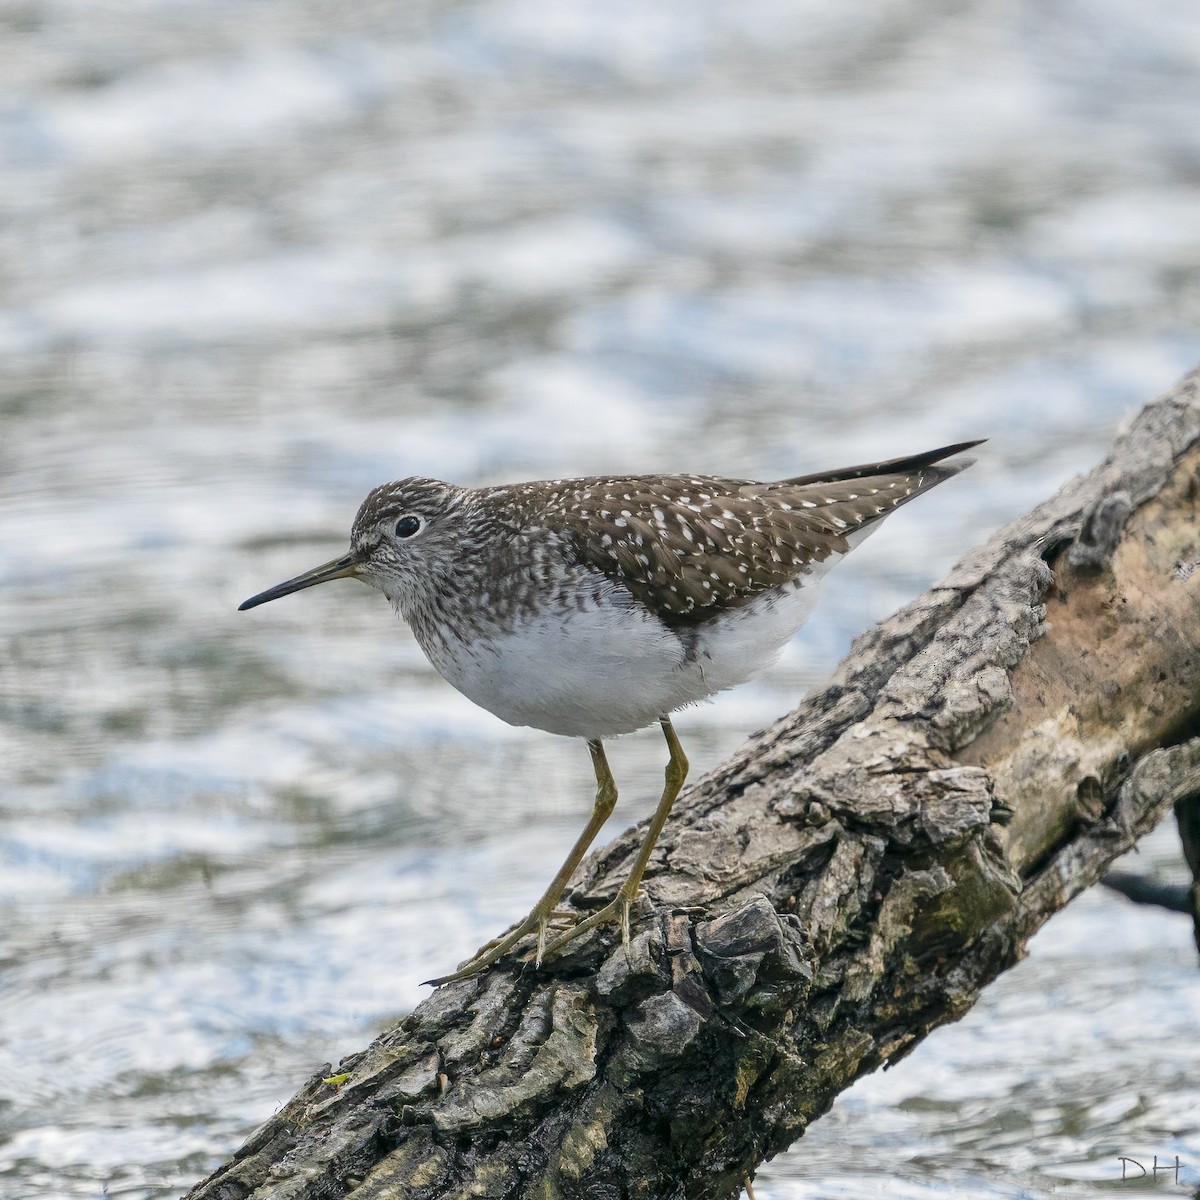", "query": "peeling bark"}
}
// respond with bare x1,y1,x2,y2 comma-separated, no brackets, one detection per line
186,370,1200,1200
